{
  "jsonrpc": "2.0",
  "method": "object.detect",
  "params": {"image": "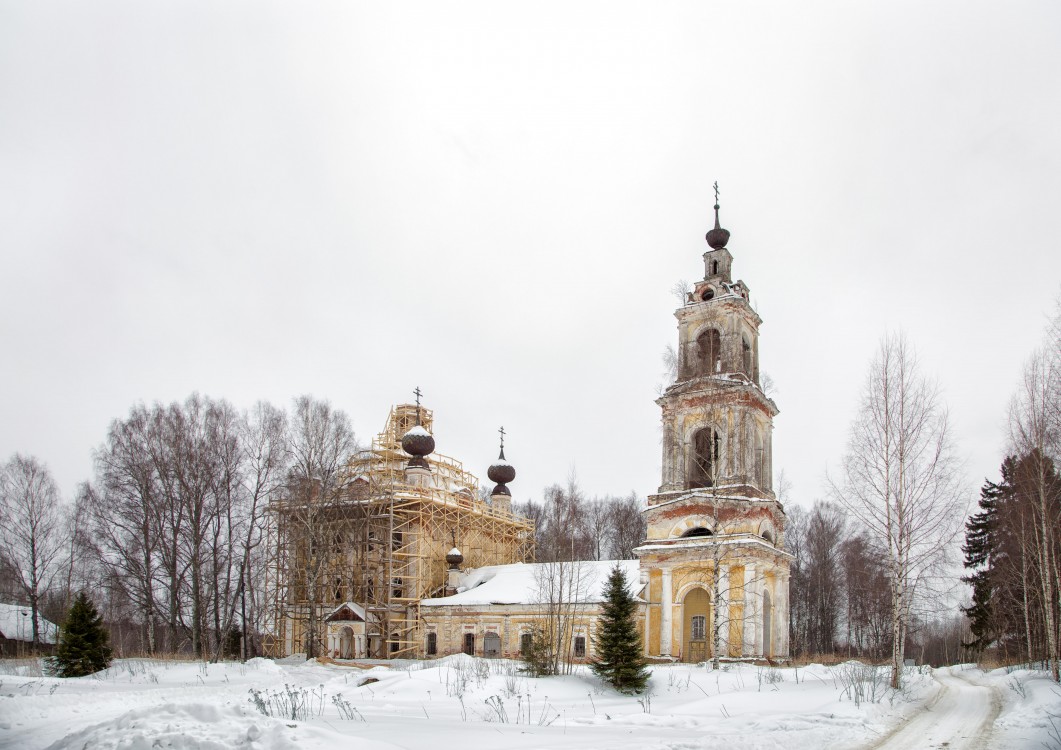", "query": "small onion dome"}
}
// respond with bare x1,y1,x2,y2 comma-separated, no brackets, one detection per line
401,424,435,457
487,449,516,485
491,483,511,497
446,547,464,567
705,203,730,250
